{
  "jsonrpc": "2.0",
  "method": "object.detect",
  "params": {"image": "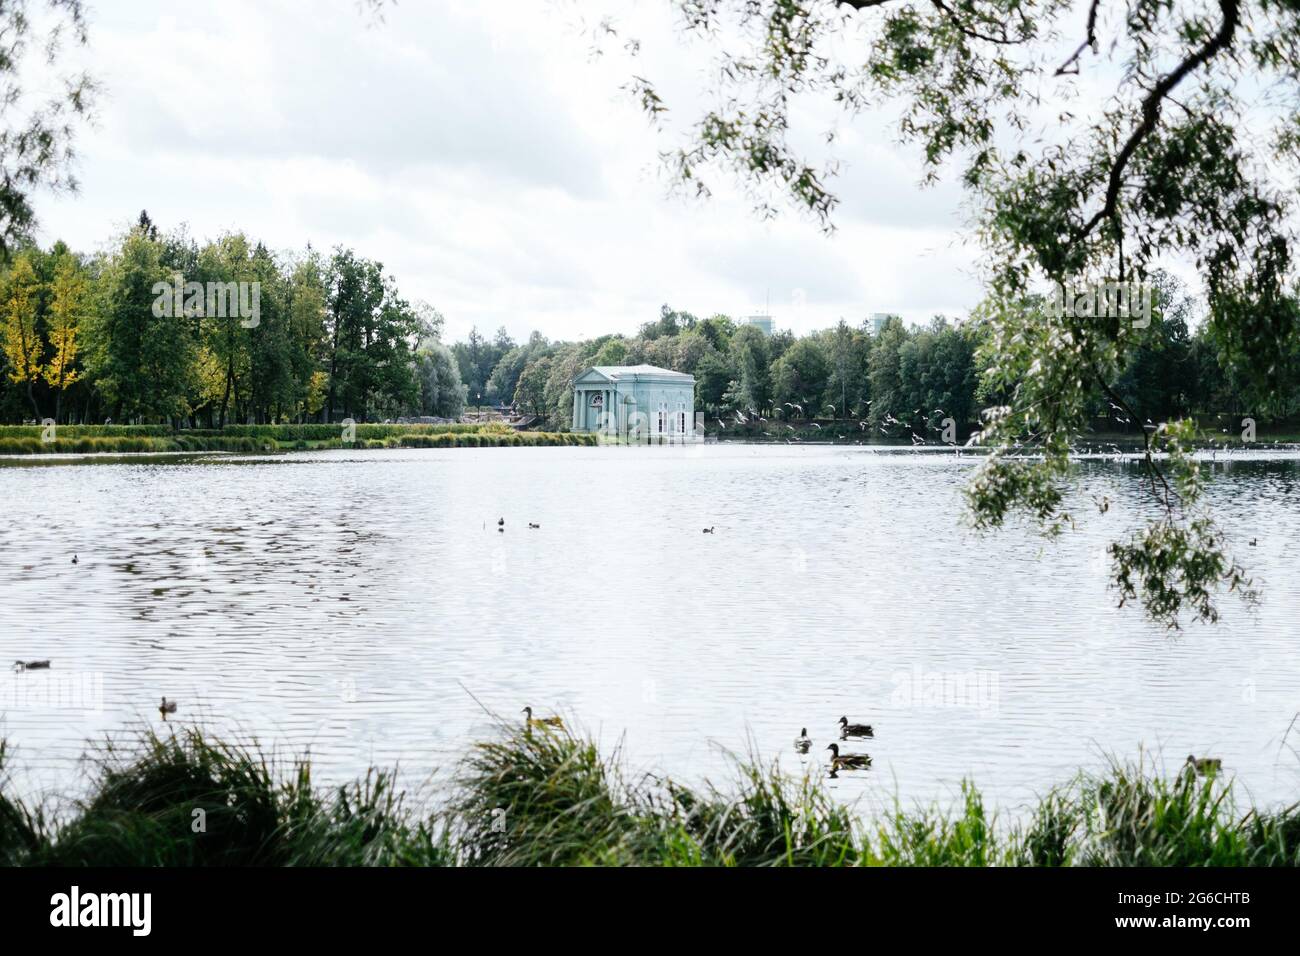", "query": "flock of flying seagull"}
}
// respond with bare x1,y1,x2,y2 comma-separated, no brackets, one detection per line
719,402,949,447
715,400,1297,459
